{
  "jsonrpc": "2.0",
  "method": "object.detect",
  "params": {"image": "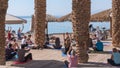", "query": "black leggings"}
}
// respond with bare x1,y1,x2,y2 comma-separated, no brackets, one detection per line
6,52,16,61
24,53,32,62
107,59,120,66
